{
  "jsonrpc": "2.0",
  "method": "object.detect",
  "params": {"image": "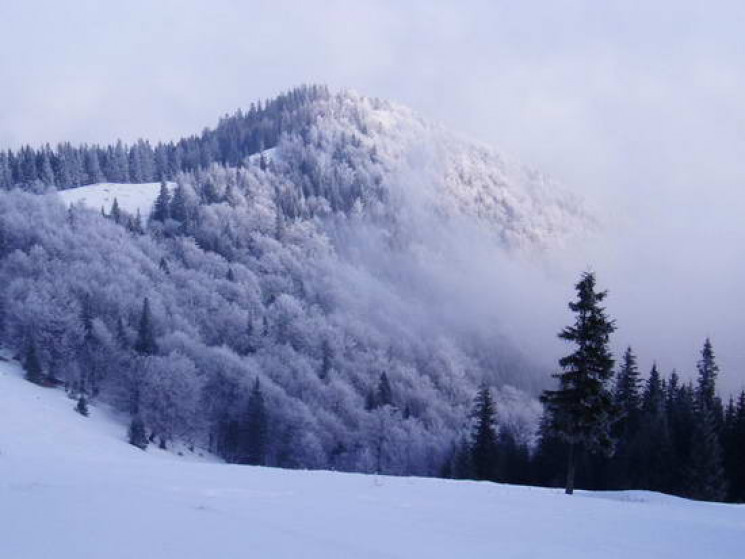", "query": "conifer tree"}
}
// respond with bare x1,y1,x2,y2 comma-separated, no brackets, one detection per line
134,298,157,356
610,346,642,488
470,386,499,481
169,183,190,233
642,364,664,415
319,339,333,381
128,416,148,450
615,347,641,416
686,339,727,501
637,364,674,492
376,372,393,408
115,316,129,349
687,403,727,501
80,294,94,342
242,378,268,465
541,272,617,495
697,338,719,408
110,198,121,224
75,395,89,417
150,181,170,222
24,341,44,385
723,391,745,501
